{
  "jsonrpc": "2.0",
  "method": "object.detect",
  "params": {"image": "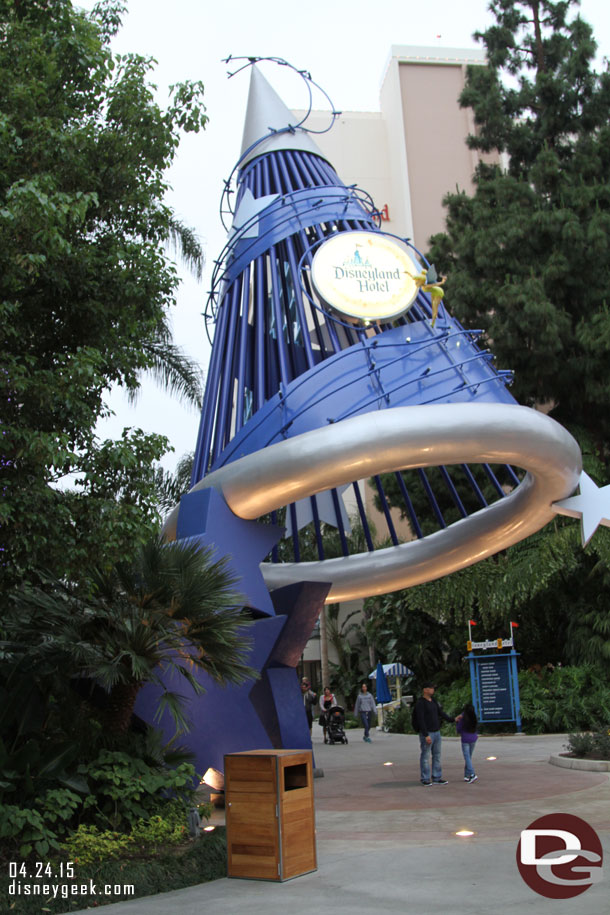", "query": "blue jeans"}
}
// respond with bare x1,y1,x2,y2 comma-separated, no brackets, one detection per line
461,740,476,778
360,711,372,737
419,731,442,782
